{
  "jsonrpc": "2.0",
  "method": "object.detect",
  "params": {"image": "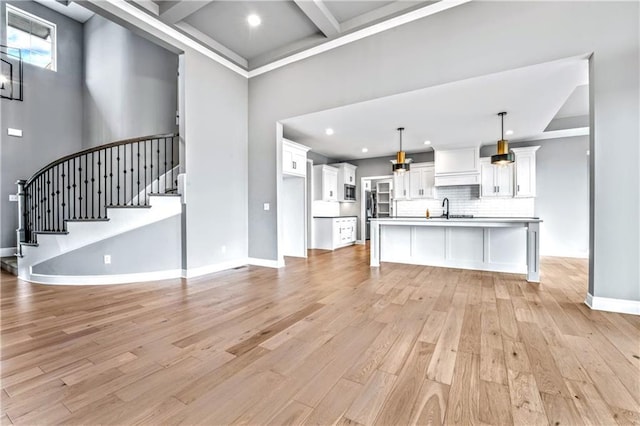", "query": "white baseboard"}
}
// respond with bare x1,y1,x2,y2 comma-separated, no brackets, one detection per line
182,259,249,278
248,257,285,268
585,293,640,316
1,247,17,257
24,269,183,285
